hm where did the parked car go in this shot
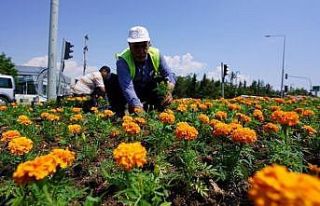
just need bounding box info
[0,74,15,105]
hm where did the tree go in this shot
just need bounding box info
[0,53,17,78]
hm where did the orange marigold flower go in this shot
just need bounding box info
[0,105,8,111]
[248,165,320,206]
[113,142,147,171]
[235,113,252,124]
[177,104,187,112]
[190,103,198,112]
[198,103,208,111]
[209,119,222,128]
[227,103,241,111]
[308,163,320,176]
[198,114,210,124]
[302,109,315,117]
[274,98,285,104]
[294,108,304,114]
[43,113,60,121]
[50,149,76,169]
[109,128,121,138]
[71,107,82,113]
[68,124,82,135]
[13,155,57,184]
[122,121,141,135]
[1,130,21,142]
[90,107,98,113]
[175,122,198,141]
[270,106,281,111]
[215,111,227,121]
[212,122,232,137]
[40,112,50,119]
[229,122,243,131]
[159,112,175,124]
[103,109,115,118]
[231,127,257,144]
[8,137,33,156]
[271,110,299,126]
[303,125,317,136]
[263,123,280,133]
[17,115,32,125]
[253,109,264,122]
[70,114,84,122]
[134,117,146,125]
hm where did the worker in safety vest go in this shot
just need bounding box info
[116,26,176,113]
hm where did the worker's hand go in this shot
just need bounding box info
[161,92,173,106]
[128,105,144,114]
[167,82,175,93]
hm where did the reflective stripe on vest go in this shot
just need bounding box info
[116,47,160,79]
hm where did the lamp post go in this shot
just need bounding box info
[265,34,286,97]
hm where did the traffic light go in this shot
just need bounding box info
[285,73,288,79]
[64,41,74,60]
[223,64,230,77]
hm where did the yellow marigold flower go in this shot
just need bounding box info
[1,130,21,142]
[235,113,252,124]
[109,128,121,138]
[198,114,210,124]
[303,125,317,136]
[122,115,134,122]
[68,124,82,135]
[215,111,227,121]
[255,104,262,110]
[50,149,76,169]
[0,105,8,111]
[11,102,17,107]
[46,114,60,121]
[40,112,50,119]
[302,109,315,117]
[198,103,208,111]
[8,137,33,156]
[212,122,233,137]
[159,112,175,124]
[229,122,243,130]
[204,101,213,108]
[56,108,64,113]
[90,107,98,113]
[177,104,187,112]
[231,127,257,144]
[103,109,115,118]
[70,114,84,122]
[17,115,32,125]
[248,165,320,206]
[122,121,141,135]
[72,107,82,113]
[253,109,264,122]
[113,142,147,171]
[133,107,144,114]
[13,155,57,184]
[209,119,222,128]
[190,103,198,112]
[175,122,198,141]
[263,123,280,133]
[270,106,281,111]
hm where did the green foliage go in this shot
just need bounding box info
[0,53,17,78]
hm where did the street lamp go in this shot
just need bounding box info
[265,34,286,97]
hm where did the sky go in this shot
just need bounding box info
[1,0,320,91]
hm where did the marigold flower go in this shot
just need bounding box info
[122,115,134,122]
[294,108,304,114]
[274,98,285,104]
[190,103,198,112]
[103,109,115,118]
[177,104,187,112]
[122,121,141,135]
[263,123,280,133]
[13,155,57,184]
[41,113,60,121]
[198,114,210,124]
[17,115,32,125]
[175,122,198,141]
[134,117,146,125]
[209,119,222,128]
[302,109,315,117]
[303,125,317,136]
[229,122,243,130]
[1,130,21,142]
[70,114,84,122]
[308,163,320,176]
[109,128,121,138]
[253,109,264,122]
[68,124,82,135]
[198,103,208,111]
[235,113,252,124]
[248,165,320,206]
[8,137,33,155]
[271,110,299,126]
[159,112,175,124]
[71,107,82,113]
[227,103,241,111]
[215,111,227,121]
[212,123,233,137]
[50,149,75,169]
[0,105,8,111]
[90,107,98,113]
[270,106,281,111]
[231,127,257,144]
[113,142,147,170]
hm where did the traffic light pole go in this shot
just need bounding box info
[57,39,66,96]
[47,0,59,100]
[221,62,225,98]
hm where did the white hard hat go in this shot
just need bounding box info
[127,26,150,43]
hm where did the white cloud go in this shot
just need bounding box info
[23,55,97,79]
[164,53,206,76]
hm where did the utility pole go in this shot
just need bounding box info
[221,62,224,98]
[47,0,59,100]
[83,35,89,75]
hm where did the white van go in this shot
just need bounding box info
[0,74,15,105]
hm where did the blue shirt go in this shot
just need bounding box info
[116,53,176,107]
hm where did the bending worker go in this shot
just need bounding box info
[116,26,176,113]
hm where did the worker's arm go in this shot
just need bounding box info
[159,55,176,105]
